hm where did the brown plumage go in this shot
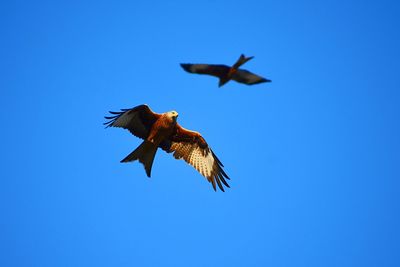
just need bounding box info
[180,54,271,87]
[104,104,230,191]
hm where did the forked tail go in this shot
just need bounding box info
[121,140,158,177]
[232,54,254,69]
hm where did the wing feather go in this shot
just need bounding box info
[168,125,230,191]
[180,63,230,78]
[103,104,161,140]
[232,69,271,85]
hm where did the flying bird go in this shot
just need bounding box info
[104,104,230,191]
[180,54,271,87]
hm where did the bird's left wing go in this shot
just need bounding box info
[168,125,230,191]
[232,69,271,85]
[104,104,161,140]
[180,63,230,78]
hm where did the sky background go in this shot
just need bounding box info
[1,1,400,266]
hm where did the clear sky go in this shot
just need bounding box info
[1,1,400,266]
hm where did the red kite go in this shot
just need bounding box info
[104,104,230,191]
[180,54,271,87]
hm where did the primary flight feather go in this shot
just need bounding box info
[104,104,230,192]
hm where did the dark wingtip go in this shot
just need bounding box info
[218,173,230,188]
[208,148,231,191]
[180,63,191,72]
[253,78,271,85]
[215,176,225,192]
[211,181,217,191]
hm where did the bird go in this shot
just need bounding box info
[104,104,230,191]
[180,54,271,87]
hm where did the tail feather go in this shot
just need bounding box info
[121,140,158,177]
[233,54,254,69]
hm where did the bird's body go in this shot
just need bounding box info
[104,105,230,191]
[147,111,177,145]
[181,54,271,87]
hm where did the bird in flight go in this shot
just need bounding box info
[104,104,230,191]
[180,54,271,87]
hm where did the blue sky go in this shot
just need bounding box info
[1,1,400,266]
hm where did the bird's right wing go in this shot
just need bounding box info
[168,125,230,192]
[232,69,271,85]
[180,63,230,78]
[104,104,161,140]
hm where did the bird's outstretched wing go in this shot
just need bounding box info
[104,104,161,140]
[180,63,230,79]
[231,69,271,85]
[168,125,230,192]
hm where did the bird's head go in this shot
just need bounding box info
[167,110,179,122]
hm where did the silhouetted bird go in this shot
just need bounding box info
[181,54,271,87]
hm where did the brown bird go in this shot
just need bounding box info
[180,54,271,87]
[104,104,230,191]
